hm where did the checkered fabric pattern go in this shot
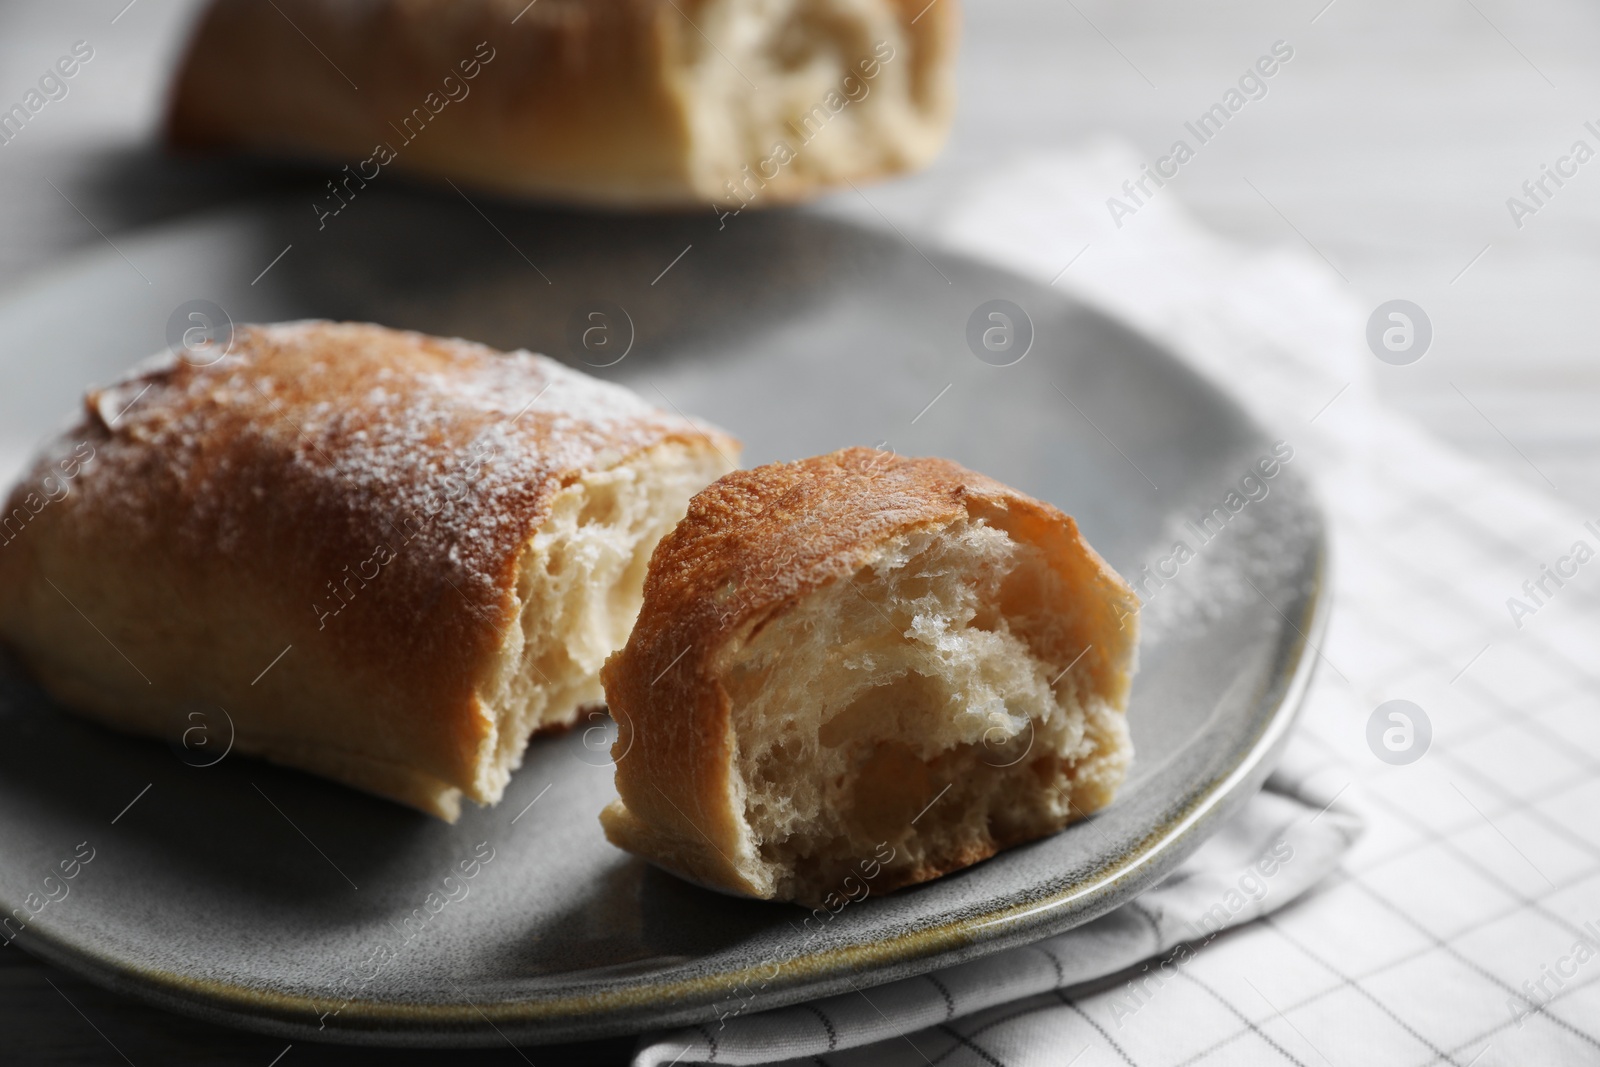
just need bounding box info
[634,751,1360,1067]
[633,146,1600,1066]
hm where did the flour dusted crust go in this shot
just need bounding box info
[600,448,1139,905]
[164,0,958,208]
[0,321,736,820]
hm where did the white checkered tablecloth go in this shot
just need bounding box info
[633,147,1600,1066]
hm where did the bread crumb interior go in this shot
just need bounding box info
[678,0,947,201]
[724,518,1130,901]
[478,443,729,801]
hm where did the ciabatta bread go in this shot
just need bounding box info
[599,447,1138,905]
[0,321,737,820]
[165,0,959,208]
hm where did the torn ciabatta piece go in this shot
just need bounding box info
[0,321,736,821]
[600,447,1138,905]
[165,0,959,209]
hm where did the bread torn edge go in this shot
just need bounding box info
[383,440,731,820]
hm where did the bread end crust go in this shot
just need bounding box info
[601,447,1138,904]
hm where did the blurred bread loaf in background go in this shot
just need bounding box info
[165,0,959,208]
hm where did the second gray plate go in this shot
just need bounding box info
[0,190,1324,1046]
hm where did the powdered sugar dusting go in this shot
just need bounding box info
[34,321,731,662]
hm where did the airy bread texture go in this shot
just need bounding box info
[478,445,729,799]
[0,321,737,820]
[165,0,959,208]
[600,448,1138,905]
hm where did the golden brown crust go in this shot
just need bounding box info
[600,447,1139,898]
[0,321,735,818]
[164,0,959,207]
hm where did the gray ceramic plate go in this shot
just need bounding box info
[0,191,1325,1047]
